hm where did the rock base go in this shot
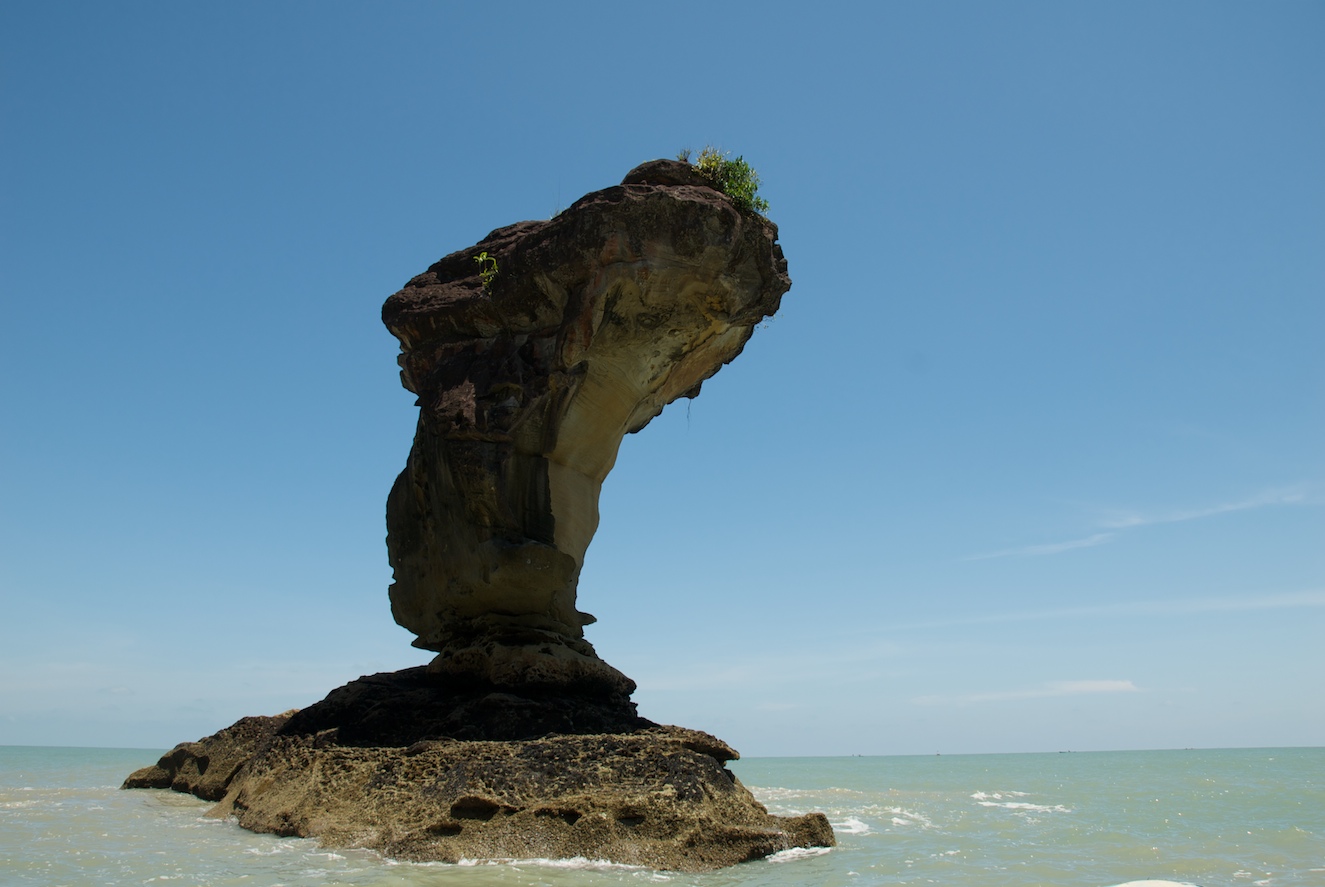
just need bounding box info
[124,670,834,872]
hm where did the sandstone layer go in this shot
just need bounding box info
[381,158,789,695]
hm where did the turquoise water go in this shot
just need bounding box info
[2,745,1321,887]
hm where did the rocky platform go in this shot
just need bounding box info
[124,670,834,871]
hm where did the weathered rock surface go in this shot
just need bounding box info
[123,161,831,870]
[382,158,789,691]
[123,672,833,871]
[122,712,294,801]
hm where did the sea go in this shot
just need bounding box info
[1,745,1321,887]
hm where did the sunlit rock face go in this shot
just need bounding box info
[381,159,789,697]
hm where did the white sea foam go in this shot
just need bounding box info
[457,855,647,871]
[766,846,833,863]
[749,785,867,801]
[977,800,1071,813]
[243,841,301,856]
[971,790,1030,800]
[882,806,934,828]
[833,816,871,835]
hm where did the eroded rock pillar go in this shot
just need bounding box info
[381,160,790,698]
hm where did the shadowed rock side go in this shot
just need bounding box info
[274,666,657,745]
[381,159,789,696]
[123,162,833,870]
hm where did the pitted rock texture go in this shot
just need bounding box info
[382,159,789,692]
[121,712,294,801]
[123,695,833,872]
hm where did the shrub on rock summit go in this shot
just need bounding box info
[678,146,770,215]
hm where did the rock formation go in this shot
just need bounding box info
[124,160,833,871]
[381,158,789,699]
[124,709,833,870]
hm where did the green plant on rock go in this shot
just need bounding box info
[474,250,499,291]
[678,145,770,215]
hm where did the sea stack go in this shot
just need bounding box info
[124,160,834,871]
[382,158,787,701]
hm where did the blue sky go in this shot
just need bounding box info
[1,1,1321,756]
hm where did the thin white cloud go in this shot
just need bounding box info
[624,589,1325,697]
[1137,589,1325,615]
[1099,487,1307,530]
[964,532,1114,561]
[915,679,1139,706]
[966,485,1310,560]
[630,639,907,693]
[882,589,1325,633]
